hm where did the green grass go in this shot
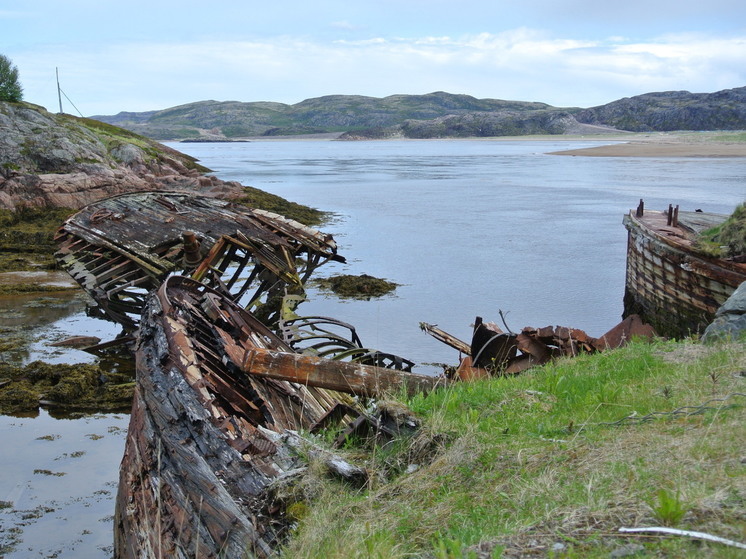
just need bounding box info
[711,131,746,143]
[280,339,746,558]
[695,203,746,259]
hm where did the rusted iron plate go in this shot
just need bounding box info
[454,356,490,381]
[470,318,518,369]
[593,314,657,350]
[426,313,659,379]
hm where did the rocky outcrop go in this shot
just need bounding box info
[575,87,746,132]
[0,102,243,210]
[701,281,746,343]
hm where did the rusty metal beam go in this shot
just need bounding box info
[238,346,445,398]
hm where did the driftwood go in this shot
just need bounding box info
[278,429,368,485]
[619,527,746,550]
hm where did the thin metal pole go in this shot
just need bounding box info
[56,67,63,113]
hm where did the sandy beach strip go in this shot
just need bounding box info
[550,141,746,158]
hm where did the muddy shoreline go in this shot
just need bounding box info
[550,141,746,157]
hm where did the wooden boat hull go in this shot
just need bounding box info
[114,277,348,558]
[622,209,746,338]
[114,277,440,558]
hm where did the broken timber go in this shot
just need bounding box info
[238,347,441,397]
[114,276,441,559]
[55,191,344,329]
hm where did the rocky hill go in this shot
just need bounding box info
[575,87,746,132]
[0,101,243,210]
[91,87,746,141]
[91,91,572,140]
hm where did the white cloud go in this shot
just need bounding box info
[11,28,746,115]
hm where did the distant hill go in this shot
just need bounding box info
[90,87,746,141]
[575,88,746,132]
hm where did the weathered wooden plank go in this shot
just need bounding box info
[237,346,444,398]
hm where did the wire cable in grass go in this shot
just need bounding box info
[599,392,746,427]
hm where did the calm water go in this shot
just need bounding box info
[171,139,746,370]
[1,139,744,557]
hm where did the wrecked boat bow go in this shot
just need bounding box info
[114,276,441,558]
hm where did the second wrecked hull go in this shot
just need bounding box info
[623,207,746,338]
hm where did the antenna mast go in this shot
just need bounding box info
[56,67,63,113]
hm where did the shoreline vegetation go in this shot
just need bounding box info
[277,338,746,558]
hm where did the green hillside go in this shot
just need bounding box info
[91,87,746,141]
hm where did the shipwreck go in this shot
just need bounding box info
[55,191,345,329]
[114,276,441,558]
[622,200,746,338]
[53,191,659,558]
[54,192,437,558]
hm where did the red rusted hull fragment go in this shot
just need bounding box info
[426,314,658,379]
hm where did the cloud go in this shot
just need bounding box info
[12,29,746,115]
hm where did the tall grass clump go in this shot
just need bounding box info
[280,339,746,558]
[695,202,746,259]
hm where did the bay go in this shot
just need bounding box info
[0,138,743,557]
[170,139,746,371]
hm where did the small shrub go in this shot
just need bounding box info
[0,54,23,102]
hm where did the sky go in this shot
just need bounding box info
[3,0,746,116]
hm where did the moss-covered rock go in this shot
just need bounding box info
[0,360,134,414]
[314,273,398,298]
[233,186,328,227]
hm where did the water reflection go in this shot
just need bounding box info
[0,290,123,366]
[0,410,129,559]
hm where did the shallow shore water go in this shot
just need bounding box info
[0,410,129,558]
